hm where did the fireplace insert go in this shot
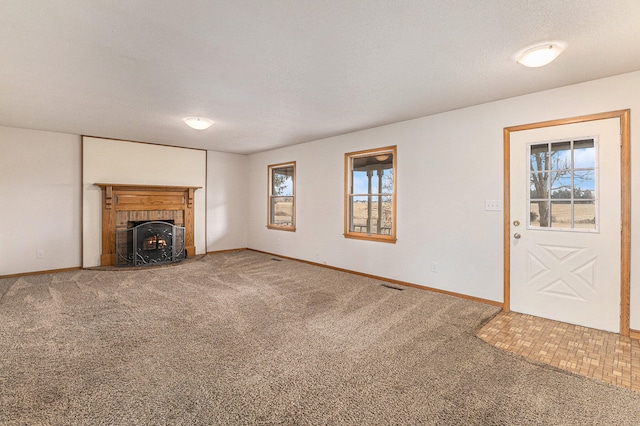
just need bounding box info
[116,221,186,267]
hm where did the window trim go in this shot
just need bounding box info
[267,161,296,232]
[344,146,397,243]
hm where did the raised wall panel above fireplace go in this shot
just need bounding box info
[96,184,201,267]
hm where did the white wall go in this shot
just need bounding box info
[82,137,207,267]
[206,151,248,251]
[0,127,81,275]
[247,70,640,329]
[1,132,245,274]
[3,71,640,330]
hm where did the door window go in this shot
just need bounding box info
[528,138,597,231]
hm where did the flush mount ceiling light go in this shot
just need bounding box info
[514,41,567,68]
[183,117,214,130]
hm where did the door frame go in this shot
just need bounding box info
[503,109,631,336]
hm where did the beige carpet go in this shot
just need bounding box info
[1,250,638,425]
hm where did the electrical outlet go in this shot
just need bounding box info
[431,262,438,272]
[36,250,45,259]
[485,200,502,211]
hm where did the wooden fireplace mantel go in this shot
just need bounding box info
[96,183,201,266]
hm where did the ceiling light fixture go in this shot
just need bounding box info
[183,117,214,130]
[514,41,567,68]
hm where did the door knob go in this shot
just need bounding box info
[514,233,521,239]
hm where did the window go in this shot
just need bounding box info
[268,162,296,231]
[344,146,396,243]
[528,138,597,231]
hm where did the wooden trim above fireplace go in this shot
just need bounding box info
[96,184,201,266]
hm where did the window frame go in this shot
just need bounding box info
[527,138,599,233]
[267,161,296,232]
[344,146,397,243]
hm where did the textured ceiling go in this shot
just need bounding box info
[2,1,640,154]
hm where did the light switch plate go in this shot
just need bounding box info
[485,200,502,211]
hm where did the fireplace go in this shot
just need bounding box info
[96,184,201,267]
[116,220,186,266]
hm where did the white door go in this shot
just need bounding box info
[509,118,621,332]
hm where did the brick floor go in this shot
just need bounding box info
[477,311,640,392]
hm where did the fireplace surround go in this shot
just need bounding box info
[96,184,201,266]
